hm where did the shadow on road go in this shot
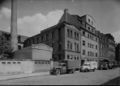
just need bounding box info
[101,76,120,85]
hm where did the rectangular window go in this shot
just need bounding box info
[82,50,86,55]
[67,41,69,49]
[74,32,76,39]
[70,30,73,38]
[88,51,89,56]
[74,42,76,51]
[96,53,98,57]
[7,62,11,64]
[13,62,16,64]
[70,42,72,50]
[83,31,85,36]
[82,40,85,46]
[96,45,97,49]
[77,33,79,40]
[67,55,70,59]
[17,62,21,64]
[67,29,69,37]
[2,62,6,64]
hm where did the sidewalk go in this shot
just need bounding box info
[0,72,49,81]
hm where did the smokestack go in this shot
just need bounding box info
[10,0,18,52]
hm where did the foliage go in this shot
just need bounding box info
[0,34,14,59]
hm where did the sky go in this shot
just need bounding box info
[0,0,120,43]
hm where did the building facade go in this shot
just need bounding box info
[115,43,120,64]
[80,15,99,62]
[0,30,28,50]
[24,9,116,64]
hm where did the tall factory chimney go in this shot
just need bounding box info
[10,0,18,52]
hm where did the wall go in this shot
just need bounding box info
[32,44,53,60]
[33,60,51,72]
[0,60,34,74]
[14,47,32,60]
[0,60,51,74]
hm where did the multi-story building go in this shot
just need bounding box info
[24,9,115,64]
[98,32,108,60]
[24,9,81,62]
[0,30,28,50]
[98,32,116,63]
[115,43,120,64]
[80,15,99,62]
[105,34,116,61]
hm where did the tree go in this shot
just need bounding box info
[0,34,14,59]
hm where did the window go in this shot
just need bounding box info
[58,44,62,51]
[96,45,97,49]
[67,55,70,59]
[67,41,70,49]
[74,32,76,39]
[96,53,98,57]
[18,45,21,50]
[70,30,73,38]
[88,27,90,31]
[7,62,11,64]
[17,62,21,64]
[18,36,21,42]
[88,33,90,38]
[88,51,89,56]
[13,62,16,64]
[74,42,76,51]
[96,38,98,42]
[88,19,90,23]
[77,44,79,52]
[82,50,86,55]
[88,43,89,47]
[70,42,72,50]
[67,29,69,37]
[2,62,6,64]
[82,40,85,46]
[83,31,85,36]
[77,33,79,40]
[35,61,38,64]
[74,56,76,60]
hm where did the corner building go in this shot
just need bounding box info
[24,9,100,64]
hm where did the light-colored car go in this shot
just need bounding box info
[80,61,98,72]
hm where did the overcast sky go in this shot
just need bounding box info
[0,0,120,43]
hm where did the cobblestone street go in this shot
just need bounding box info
[0,68,119,85]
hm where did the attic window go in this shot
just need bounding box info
[88,19,90,23]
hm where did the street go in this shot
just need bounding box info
[0,68,119,85]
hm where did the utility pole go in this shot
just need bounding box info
[10,0,18,52]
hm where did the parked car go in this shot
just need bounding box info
[80,61,98,72]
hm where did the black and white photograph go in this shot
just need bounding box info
[0,0,120,85]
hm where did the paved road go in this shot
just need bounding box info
[102,76,120,85]
[0,68,119,85]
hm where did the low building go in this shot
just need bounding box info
[0,43,53,74]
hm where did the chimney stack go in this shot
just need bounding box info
[64,8,68,22]
[10,0,18,52]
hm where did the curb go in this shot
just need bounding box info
[0,72,49,81]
